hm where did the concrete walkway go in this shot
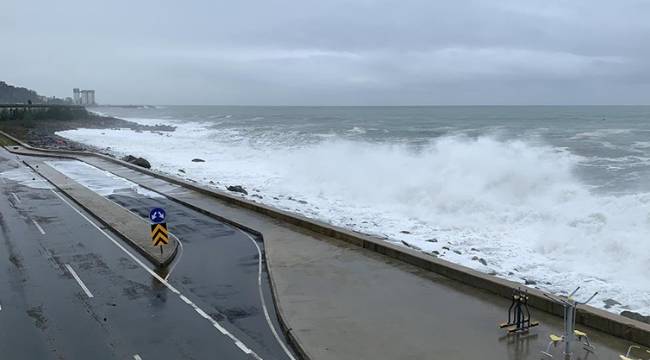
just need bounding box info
[6,146,642,359]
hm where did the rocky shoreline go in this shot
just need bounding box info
[0,110,174,152]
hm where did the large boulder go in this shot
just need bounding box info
[122,155,137,163]
[121,155,151,169]
[227,185,248,195]
[621,311,650,324]
[132,157,151,169]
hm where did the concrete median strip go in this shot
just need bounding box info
[21,159,178,267]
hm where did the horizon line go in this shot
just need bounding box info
[93,104,650,107]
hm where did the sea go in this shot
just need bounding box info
[58,105,650,315]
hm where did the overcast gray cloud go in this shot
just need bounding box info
[1,0,649,105]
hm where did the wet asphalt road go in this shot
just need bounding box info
[0,149,294,359]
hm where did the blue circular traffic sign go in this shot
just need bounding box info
[149,208,166,223]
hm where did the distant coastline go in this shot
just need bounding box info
[0,105,174,152]
[93,104,155,109]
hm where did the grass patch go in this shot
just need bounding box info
[0,133,17,146]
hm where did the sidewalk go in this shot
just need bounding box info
[7,145,642,359]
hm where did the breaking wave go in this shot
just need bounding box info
[57,122,650,315]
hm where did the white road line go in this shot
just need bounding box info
[164,233,183,281]
[239,229,297,360]
[51,190,262,358]
[235,341,252,354]
[133,355,142,360]
[30,218,46,235]
[11,192,21,203]
[70,164,294,358]
[65,263,94,298]
[213,322,228,335]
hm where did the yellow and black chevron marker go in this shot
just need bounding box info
[151,223,169,247]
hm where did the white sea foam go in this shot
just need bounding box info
[0,167,53,189]
[347,126,367,134]
[571,129,633,140]
[46,160,163,198]
[88,109,108,117]
[633,141,650,149]
[56,123,650,315]
[120,117,178,127]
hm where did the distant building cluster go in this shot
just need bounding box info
[72,88,96,106]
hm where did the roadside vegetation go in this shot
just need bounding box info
[0,133,17,146]
[0,105,174,151]
[0,106,90,124]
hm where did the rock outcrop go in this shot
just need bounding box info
[227,185,248,195]
[621,311,650,324]
[121,155,151,169]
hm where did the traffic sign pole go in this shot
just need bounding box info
[150,208,167,224]
[149,208,169,261]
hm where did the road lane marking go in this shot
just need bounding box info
[235,341,252,354]
[73,165,295,358]
[133,355,142,360]
[65,264,94,298]
[74,163,294,358]
[239,229,297,360]
[11,192,21,203]
[51,190,263,358]
[30,218,46,235]
[194,306,210,320]
[213,322,228,335]
[164,233,183,281]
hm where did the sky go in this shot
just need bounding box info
[1,0,649,105]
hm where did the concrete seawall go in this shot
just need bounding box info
[1,129,649,348]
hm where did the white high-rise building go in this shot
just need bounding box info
[73,88,96,105]
[81,90,88,105]
[73,88,80,104]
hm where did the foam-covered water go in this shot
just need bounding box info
[60,106,650,315]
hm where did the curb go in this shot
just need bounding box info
[2,129,649,349]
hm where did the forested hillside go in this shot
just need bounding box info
[0,81,42,104]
